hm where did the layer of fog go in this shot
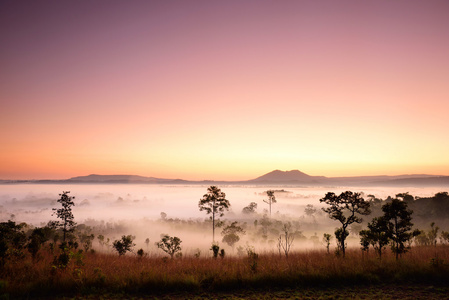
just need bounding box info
[0,184,446,256]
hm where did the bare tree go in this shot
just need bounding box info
[278,222,294,258]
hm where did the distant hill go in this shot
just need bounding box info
[66,174,179,184]
[248,170,327,184]
[1,170,448,187]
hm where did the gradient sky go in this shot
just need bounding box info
[1,0,449,180]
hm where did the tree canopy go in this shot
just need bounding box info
[51,191,76,242]
[320,191,371,257]
[198,186,230,241]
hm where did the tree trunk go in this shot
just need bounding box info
[212,199,215,242]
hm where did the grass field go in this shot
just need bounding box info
[1,245,449,299]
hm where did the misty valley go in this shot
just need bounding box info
[2,184,449,253]
[1,184,449,298]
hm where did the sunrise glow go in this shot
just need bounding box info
[1,0,449,180]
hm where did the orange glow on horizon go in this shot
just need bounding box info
[1,1,449,180]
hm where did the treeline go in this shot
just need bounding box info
[2,190,449,261]
[2,189,449,298]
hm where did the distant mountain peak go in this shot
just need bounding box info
[250,169,315,182]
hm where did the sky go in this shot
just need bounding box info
[1,0,449,181]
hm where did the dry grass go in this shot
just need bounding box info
[1,246,449,298]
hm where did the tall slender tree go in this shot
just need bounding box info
[52,191,76,243]
[263,190,276,217]
[199,186,230,242]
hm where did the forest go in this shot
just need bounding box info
[1,188,449,298]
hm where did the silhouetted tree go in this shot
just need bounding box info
[382,199,418,260]
[263,190,276,217]
[278,222,294,258]
[242,202,258,214]
[80,233,95,252]
[428,222,439,247]
[156,234,182,259]
[304,204,317,217]
[113,235,135,256]
[211,243,220,259]
[359,216,390,259]
[221,221,245,249]
[199,186,230,242]
[0,221,27,265]
[137,248,144,258]
[320,191,371,257]
[396,192,414,203]
[52,191,76,242]
[323,233,332,254]
[27,226,52,260]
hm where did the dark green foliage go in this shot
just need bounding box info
[320,191,371,257]
[53,250,71,270]
[27,226,52,260]
[430,192,449,219]
[246,246,258,273]
[335,227,349,255]
[52,191,76,242]
[382,199,419,260]
[137,248,144,258]
[211,243,220,259]
[156,234,182,258]
[199,186,230,242]
[359,217,390,259]
[396,192,414,203]
[0,221,27,265]
[79,233,95,252]
[113,235,135,256]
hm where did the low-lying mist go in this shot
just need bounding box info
[0,184,446,256]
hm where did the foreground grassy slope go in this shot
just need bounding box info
[1,246,449,298]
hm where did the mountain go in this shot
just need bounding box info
[66,174,179,184]
[1,170,448,187]
[249,170,327,184]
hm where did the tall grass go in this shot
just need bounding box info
[1,246,449,298]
